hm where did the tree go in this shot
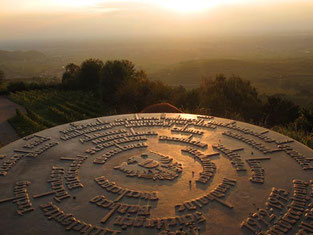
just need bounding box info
[294,105,313,133]
[78,59,104,91]
[100,60,139,103]
[199,74,262,122]
[0,70,4,85]
[115,78,170,113]
[184,88,201,112]
[169,85,187,109]
[7,81,26,92]
[62,63,80,88]
[263,95,300,127]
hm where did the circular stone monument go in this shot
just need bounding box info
[0,113,312,235]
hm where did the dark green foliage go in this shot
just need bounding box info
[184,89,201,112]
[0,71,7,95]
[26,108,56,128]
[273,125,313,149]
[64,102,99,118]
[8,109,46,137]
[6,81,58,93]
[9,89,105,137]
[263,95,300,127]
[0,70,4,83]
[61,59,104,91]
[61,59,143,104]
[48,107,73,123]
[7,82,26,92]
[11,58,312,149]
[59,59,308,130]
[199,74,262,122]
[100,60,138,102]
[168,86,188,109]
[115,78,171,113]
[273,103,313,149]
[294,105,313,133]
[78,59,103,91]
[62,63,80,88]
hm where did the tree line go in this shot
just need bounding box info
[62,59,312,127]
[1,59,312,148]
[0,70,4,83]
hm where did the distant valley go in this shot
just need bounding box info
[149,58,313,105]
[1,35,313,105]
[0,50,64,80]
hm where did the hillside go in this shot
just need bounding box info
[149,58,313,105]
[0,50,47,61]
[0,50,64,80]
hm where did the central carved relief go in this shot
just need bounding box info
[114,151,183,181]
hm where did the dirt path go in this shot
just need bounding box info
[0,96,26,146]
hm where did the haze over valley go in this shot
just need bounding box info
[1,33,313,105]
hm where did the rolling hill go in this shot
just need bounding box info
[149,58,313,105]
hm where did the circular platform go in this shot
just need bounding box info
[0,113,312,235]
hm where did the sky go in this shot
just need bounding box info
[1,0,313,41]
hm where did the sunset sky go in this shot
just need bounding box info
[1,0,252,13]
[1,0,313,41]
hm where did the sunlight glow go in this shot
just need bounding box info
[53,0,104,8]
[1,0,252,14]
[158,0,253,13]
[158,0,216,13]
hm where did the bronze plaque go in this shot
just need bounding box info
[0,113,312,234]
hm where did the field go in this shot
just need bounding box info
[9,89,108,137]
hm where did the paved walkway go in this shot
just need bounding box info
[0,96,25,146]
